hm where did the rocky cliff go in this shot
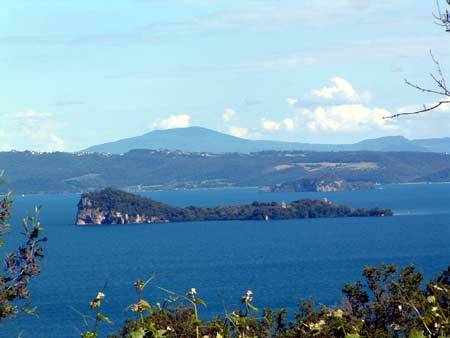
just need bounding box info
[76,193,170,224]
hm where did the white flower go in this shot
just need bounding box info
[333,309,344,318]
[391,323,400,331]
[187,288,197,298]
[398,305,402,311]
[432,284,444,291]
[242,289,253,302]
[97,291,105,300]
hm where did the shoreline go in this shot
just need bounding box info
[5,181,450,198]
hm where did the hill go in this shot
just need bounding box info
[2,149,450,194]
[76,188,392,224]
[83,127,450,154]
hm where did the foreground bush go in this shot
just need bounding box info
[0,174,46,321]
[78,264,449,338]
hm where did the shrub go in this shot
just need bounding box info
[0,173,46,321]
[95,264,449,338]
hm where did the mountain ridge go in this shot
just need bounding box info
[83,127,450,154]
[3,149,450,194]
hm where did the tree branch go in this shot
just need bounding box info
[384,101,450,119]
[405,79,448,97]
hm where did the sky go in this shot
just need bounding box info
[1,0,450,152]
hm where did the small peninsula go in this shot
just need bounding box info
[76,188,393,225]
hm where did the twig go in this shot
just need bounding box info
[384,101,450,119]
[404,79,447,97]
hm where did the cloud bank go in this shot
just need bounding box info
[155,114,191,129]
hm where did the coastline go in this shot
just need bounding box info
[7,181,450,197]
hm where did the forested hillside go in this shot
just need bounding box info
[2,149,450,193]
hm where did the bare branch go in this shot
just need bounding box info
[404,79,448,97]
[434,0,450,31]
[384,101,450,119]
[430,50,448,92]
[393,49,449,119]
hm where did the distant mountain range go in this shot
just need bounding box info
[83,127,450,154]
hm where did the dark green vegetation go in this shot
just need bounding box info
[3,149,450,194]
[76,188,392,225]
[79,264,450,338]
[83,127,450,154]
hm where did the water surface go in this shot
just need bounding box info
[3,184,450,337]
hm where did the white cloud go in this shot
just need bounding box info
[0,144,12,151]
[308,77,370,104]
[261,118,295,131]
[5,110,66,152]
[283,118,295,131]
[15,110,52,119]
[261,119,280,131]
[228,126,249,138]
[287,98,298,106]
[296,104,397,133]
[222,108,237,122]
[113,55,315,79]
[22,119,65,152]
[48,135,65,152]
[155,114,191,129]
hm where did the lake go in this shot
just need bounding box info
[2,184,450,337]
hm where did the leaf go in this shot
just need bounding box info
[195,298,206,307]
[138,299,153,312]
[156,329,167,338]
[409,332,426,338]
[22,304,39,318]
[128,328,146,338]
[97,312,112,324]
[247,302,259,312]
[81,332,98,338]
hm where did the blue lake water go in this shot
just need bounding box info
[2,184,450,337]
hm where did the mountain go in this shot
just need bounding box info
[83,127,450,154]
[412,137,450,153]
[83,127,322,154]
[3,149,450,194]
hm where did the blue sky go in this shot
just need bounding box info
[1,0,449,151]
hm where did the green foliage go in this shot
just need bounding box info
[4,150,450,194]
[78,188,392,224]
[106,264,449,338]
[0,174,46,322]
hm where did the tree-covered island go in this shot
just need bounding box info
[76,188,393,225]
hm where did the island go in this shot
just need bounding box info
[260,179,378,193]
[76,188,393,225]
